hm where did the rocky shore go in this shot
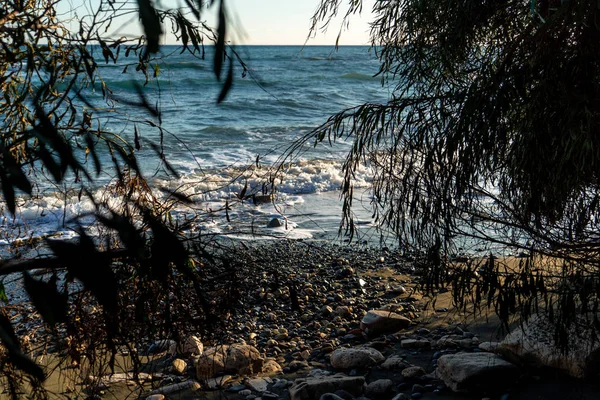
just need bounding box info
[8,241,600,399]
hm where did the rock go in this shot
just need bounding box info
[478,342,500,353]
[205,375,233,390]
[381,355,408,370]
[196,344,264,379]
[178,335,204,355]
[391,394,410,400]
[144,380,201,396]
[267,218,282,228]
[401,366,426,379]
[498,313,600,378]
[262,358,283,375]
[319,394,346,400]
[361,310,411,337]
[289,374,365,400]
[145,395,165,400]
[401,339,431,349]
[246,377,272,393]
[437,352,519,392]
[147,340,177,355]
[330,347,385,369]
[365,379,394,397]
[308,369,333,377]
[172,358,187,375]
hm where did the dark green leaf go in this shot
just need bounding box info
[0,282,8,303]
[23,273,68,327]
[0,313,45,382]
[217,57,233,103]
[213,0,226,80]
[137,0,163,57]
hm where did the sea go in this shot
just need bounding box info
[1,45,396,252]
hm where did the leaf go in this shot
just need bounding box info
[0,282,8,303]
[134,125,141,150]
[217,57,233,103]
[137,0,163,58]
[0,313,45,382]
[213,0,226,80]
[23,273,68,327]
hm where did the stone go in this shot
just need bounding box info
[381,355,408,370]
[478,342,500,353]
[330,347,385,369]
[401,339,431,349]
[246,377,272,393]
[147,340,177,355]
[319,394,346,400]
[401,366,426,379]
[145,395,164,400]
[391,395,410,400]
[267,218,282,228]
[498,313,600,378]
[437,352,519,392]
[308,369,333,377]
[289,374,365,400]
[361,310,411,337]
[205,375,233,390]
[365,379,394,397]
[172,358,187,375]
[145,380,201,396]
[196,344,264,379]
[262,358,283,375]
[178,335,204,355]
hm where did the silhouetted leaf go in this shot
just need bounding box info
[213,0,226,80]
[0,282,8,303]
[0,313,45,382]
[23,272,68,327]
[137,0,163,58]
[217,57,233,103]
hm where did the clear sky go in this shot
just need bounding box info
[217,0,375,45]
[56,0,374,46]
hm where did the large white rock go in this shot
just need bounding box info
[289,374,365,400]
[330,347,385,369]
[361,310,412,337]
[437,352,519,392]
[498,313,600,378]
[195,344,264,379]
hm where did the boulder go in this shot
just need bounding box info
[365,379,394,397]
[361,310,411,337]
[401,339,431,349]
[437,352,519,392]
[381,355,409,370]
[289,374,365,400]
[246,377,272,392]
[498,313,600,378]
[262,358,283,375]
[330,347,385,369]
[401,366,426,379]
[195,344,264,379]
[172,358,187,375]
[178,335,204,355]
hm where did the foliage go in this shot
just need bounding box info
[0,0,244,392]
[293,0,600,348]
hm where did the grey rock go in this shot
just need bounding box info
[361,310,411,337]
[478,342,500,353]
[381,355,408,370]
[147,340,177,355]
[319,394,346,400]
[401,339,431,349]
[365,379,394,397]
[330,347,385,369]
[267,218,282,228]
[289,374,365,400]
[437,352,519,392]
[391,395,410,400]
[246,377,272,393]
[498,313,600,378]
[401,366,426,379]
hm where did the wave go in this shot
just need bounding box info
[341,72,378,81]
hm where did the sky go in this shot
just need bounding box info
[214,0,375,45]
[56,0,375,46]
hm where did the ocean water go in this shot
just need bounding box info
[1,46,394,249]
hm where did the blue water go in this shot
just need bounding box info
[2,46,393,247]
